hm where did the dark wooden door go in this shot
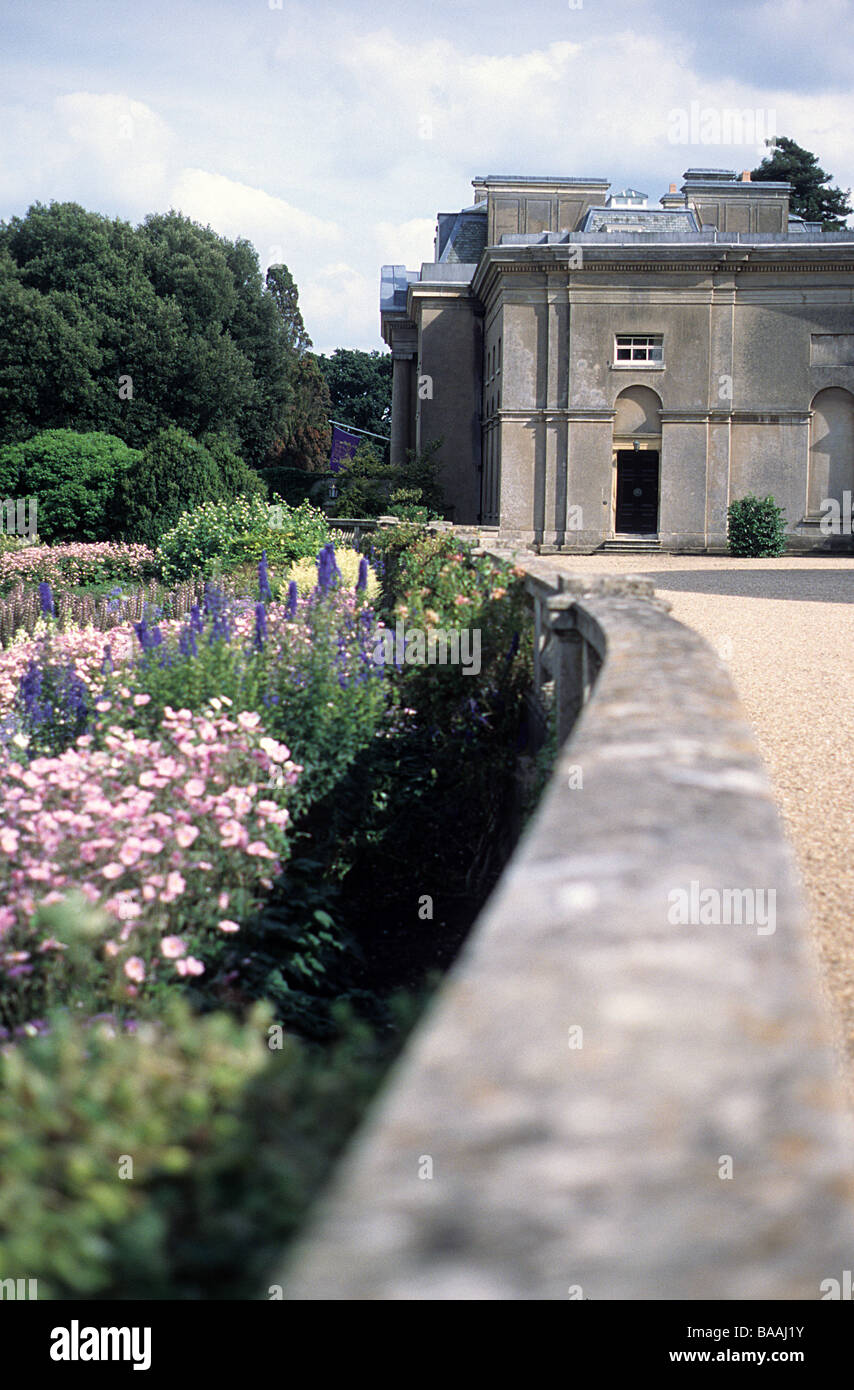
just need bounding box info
[615,450,659,533]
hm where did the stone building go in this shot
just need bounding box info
[380,171,854,551]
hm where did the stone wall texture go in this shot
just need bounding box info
[280,570,854,1300]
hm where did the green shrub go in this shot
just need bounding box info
[0,989,414,1298]
[155,495,330,583]
[203,433,268,501]
[116,427,226,547]
[727,494,787,557]
[0,431,141,543]
[334,440,444,519]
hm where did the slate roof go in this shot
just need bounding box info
[438,207,487,264]
[580,207,700,233]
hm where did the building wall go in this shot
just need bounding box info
[414,292,483,523]
[484,258,854,550]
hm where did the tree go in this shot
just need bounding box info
[267,353,332,472]
[265,264,312,356]
[317,349,392,448]
[116,427,227,547]
[0,430,140,542]
[0,203,329,469]
[751,137,852,229]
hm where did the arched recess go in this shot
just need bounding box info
[612,386,662,534]
[808,387,854,518]
[613,384,662,439]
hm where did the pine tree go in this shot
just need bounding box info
[751,137,852,230]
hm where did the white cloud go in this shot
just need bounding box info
[54,92,173,207]
[169,168,342,268]
[300,261,380,356]
[374,218,436,269]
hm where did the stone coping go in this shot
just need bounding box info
[279,566,854,1300]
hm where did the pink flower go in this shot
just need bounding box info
[246,841,276,859]
[218,919,240,933]
[0,829,19,854]
[160,936,186,959]
[237,711,261,730]
[140,837,163,854]
[175,956,205,977]
[219,819,247,848]
[259,738,289,763]
[133,693,151,706]
[174,824,199,848]
[101,862,124,880]
[124,956,146,982]
[184,779,206,799]
[217,891,229,910]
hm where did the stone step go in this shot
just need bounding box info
[600,538,662,553]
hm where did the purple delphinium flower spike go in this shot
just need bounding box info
[38,581,55,617]
[258,550,273,603]
[356,556,368,591]
[316,543,341,592]
[254,601,267,651]
[286,580,298,618]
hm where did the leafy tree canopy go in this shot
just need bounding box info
[318,348,391,449]
[751,137,853,229]
[0,202,328,468]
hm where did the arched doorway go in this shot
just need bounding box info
[612,386,662,534]
[808,388,854,521]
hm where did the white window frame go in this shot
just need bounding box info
[613,334,664,367]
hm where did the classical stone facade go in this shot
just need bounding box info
[381,172,854,552]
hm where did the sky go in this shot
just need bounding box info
[1,0,853,355]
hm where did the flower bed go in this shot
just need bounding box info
[0,526,534,1299]
[0,542,158,595]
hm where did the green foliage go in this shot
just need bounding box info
[0,430,140,542]
[727,494,787,557]
[155,495,331,583]
[0,204,329,467]
[387,487,440,522]
[318,348,392,447]
[751,136,853,229]
[202,433,267,501]
[334,439,444,518]
[116,427,230,548]
[0,989,414,1298]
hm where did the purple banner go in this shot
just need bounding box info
[329,424,361,473]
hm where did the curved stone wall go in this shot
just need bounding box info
[280,566,854,1300]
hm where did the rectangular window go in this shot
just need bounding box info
[615,334,663,364]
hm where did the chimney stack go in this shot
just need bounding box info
[741,170,751,181]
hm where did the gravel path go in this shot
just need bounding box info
[546,552,854,1094]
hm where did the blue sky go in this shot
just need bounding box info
[1,0,852,353]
